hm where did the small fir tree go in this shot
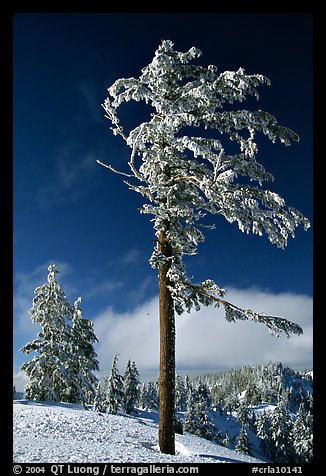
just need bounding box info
[123,359,140,414]
[270,397,294,462]
[235,423,250,455]
[105,355,124,414]
[292,402,313,463]
[256,411,275,461]
[175,373,187,411]
[93,381,106,413]
[70,297,99,404]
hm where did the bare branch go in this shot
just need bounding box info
[96,160,134,178]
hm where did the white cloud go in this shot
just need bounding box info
[13,370,28,393]
[93,287,313,376]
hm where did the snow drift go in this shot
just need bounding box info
[13,401,264,464]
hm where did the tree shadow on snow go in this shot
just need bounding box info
[197,453,252,463]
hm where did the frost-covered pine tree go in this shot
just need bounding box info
[270,397,294,462]
[98,40,310,454]
[175,373,187,411]
[93,381,106,413]
[256,410,275,461]
[20,264,73,402]
[183,388,200,435]
[123,359,140,414]
[235,423,250,455]
[105,354,124,415]
[291,402,313,463]
[69,297,99,404]
[222,431,230,449]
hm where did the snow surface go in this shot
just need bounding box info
[13,401,264,464]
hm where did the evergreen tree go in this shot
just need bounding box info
[62,297,99,405]
[175,374,187,411]
[98,39,309,454]
[292,402,313,463]
[237,401,250,426]
[20,264,73,402]
[197,382,212,410]
[184,387,212,440]
[195,398,212,440]
[270,398,294,462]
[93,381,106,413]
[105,355,125,415]
[138,383,148,410]
[235,423,250,455]
[222,431,230,449]
[184,388,200,435]
[123,359,140,414]
[13,385,17,400]
[256,411,275,461]
[147,381,159,410]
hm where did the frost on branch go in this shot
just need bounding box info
[98,40,310,338]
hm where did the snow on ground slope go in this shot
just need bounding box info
[13,401,264,464]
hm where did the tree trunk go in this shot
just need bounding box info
[158,231,175,455]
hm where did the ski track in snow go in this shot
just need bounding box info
[13,401,264,464]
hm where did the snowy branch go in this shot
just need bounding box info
[182,282,303,338]
[99,39,310,337]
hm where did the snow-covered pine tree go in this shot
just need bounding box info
[256,410,275,461]
[20,264,73,402]
[13,385,17,400]
[69,297,99,404]
[237,401,250,426]
[147,381,159,410]
[222,431,230,449]
[235,423,250,455]
[93,381,106,413]
[183,388,200,435]
[270,397,294,463]
[105,355,124,415]
[123,359,140,414]
[175,373,187,411]
[291,402,313,463]
[138,382,148,410]
[98,40,310,454]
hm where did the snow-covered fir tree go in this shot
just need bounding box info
[270,397,294,463]
[222,431,230,449]
[67,297,99,404]
[256,411,274,461]
[105,355,124,415]
[175,374,187,411]
[183,388,199,435]
[20,265,99,405]
[13,386,17,400]
[291,402,313,463]
[237,401,250,426]
[123,359,140,414]
[93,381,106,413]
[20,265,74,402]
[183,387,213,440]
[235,423,250,455]
[98,39,310,454]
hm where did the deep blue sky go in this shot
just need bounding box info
[13,13,313,382]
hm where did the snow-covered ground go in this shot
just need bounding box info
[13,400,264,464]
